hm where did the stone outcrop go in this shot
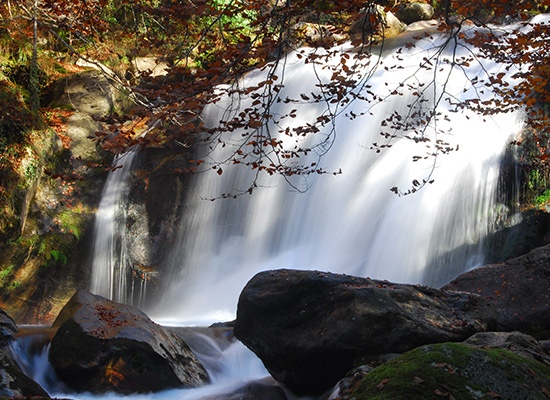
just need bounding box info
[234,269,497,395]
[49,291,209,394]
[442,244,550,335]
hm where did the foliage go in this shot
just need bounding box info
[1,0,550,198]
[0,80,40,145]
[49,249,67,266]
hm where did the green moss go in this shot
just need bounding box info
[58,208,85,239]
[351,343,550,400]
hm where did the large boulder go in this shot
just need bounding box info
[49,291,209,394]
[442,244,550,335]
[234,269,497,395]
[0,309,50,398]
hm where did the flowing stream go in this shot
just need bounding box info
[32,22,527,400]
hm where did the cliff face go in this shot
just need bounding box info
[0,70,121,324]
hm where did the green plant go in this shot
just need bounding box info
[534,189,550,206]
[49,249,67,265]
[20,147,40,184]
[0,265,14,280]
[58,209,83,239]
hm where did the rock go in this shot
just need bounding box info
[0,309,49,398]
[485,209,550,264]
[49,291,209,394]
[394,2,434,25]
[130,57,169,79]
[349,5,406,44]
[320,365,374,400]
[202,378,287,400]
[442,244,550,335]
[348,342,550,400]
[0,348,51,399]
[234,269,497,395]
[0,309,17,347]
[464,331,550,366]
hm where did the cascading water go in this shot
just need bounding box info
[90,150,147,305]
[153,26,525,324]
[18,19,536,400]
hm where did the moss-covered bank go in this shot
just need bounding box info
[350,342,550,400]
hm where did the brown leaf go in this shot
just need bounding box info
[487,391,502,398]
[413,376,424,384]
[376,378,389,390]
[542,387,550,398]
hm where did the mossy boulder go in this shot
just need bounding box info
[348,342,550,400]
[49,291,209,394]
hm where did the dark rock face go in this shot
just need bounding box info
[0,308,49,398]
[0,309,17,346]
[49,291,209,394]
[234,269,497,395]
[442,244,550,335]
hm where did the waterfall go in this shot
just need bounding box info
[90,150,146,305]
[152,28,524,324]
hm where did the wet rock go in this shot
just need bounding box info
[443,244,550,336]
[0,308,49,398]
[320,365,374,400]
[0,309,17,347]
[348,342,550,400]
[49,291,209,394]
[234,269,497,395]
[202,378,287,400]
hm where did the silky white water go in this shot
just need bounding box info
[153,31,524,324]
[13,327,281,400]
[90,150,144,305]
